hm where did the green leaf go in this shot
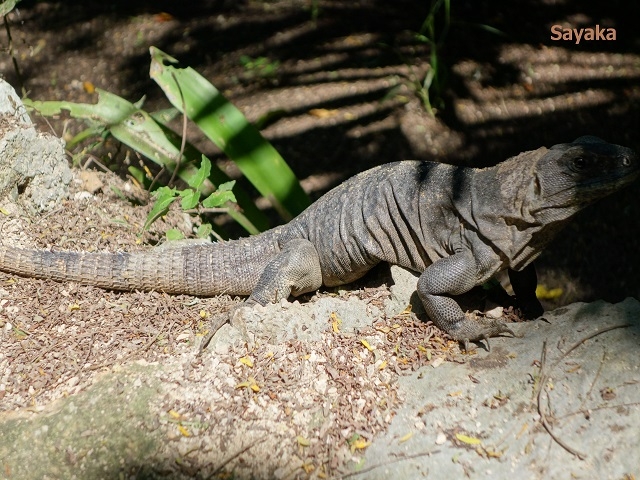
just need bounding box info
[165,229,185,241]
[149,47,310,220]
[0,0,21,17]
[196,223,213,239]
[144,186,178,231]
[110,186,127,201]
[202,190,236,208]
[25,91,266,236]
[217,180,235,192]
[127,166,149,188]
[24,91,208,187]
[179,189,200,210]
[188,155,212,190]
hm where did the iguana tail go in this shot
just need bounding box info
[0,232,280,296]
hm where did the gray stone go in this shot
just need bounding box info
[0,79,71,212]
[359,298,640,479]
[387,264,424,317]
[2,298,639,479]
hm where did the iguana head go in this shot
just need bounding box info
[537,136,639,209]
[474,136,638,269]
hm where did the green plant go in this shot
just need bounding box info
[414,0,450,116]
[145,156,236,241]
[0,0,19,15]
[239,55,280,81]
[150,47,308,220]
[405,0,506,116]
[307,0,320,23]
[411,1,504,116]
[24,47,311,240]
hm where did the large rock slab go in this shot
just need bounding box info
[1,297,638,479]
[359,298,640,479]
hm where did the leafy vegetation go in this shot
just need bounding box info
[413,0,450,116]
[239,55,280,81]
[145,157,237,241]
[24,47,310,239]
[411,0,502,116]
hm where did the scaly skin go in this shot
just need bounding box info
[0,136,638,348]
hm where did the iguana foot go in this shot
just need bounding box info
[448,314,516,352]
[229,302,257,347]
[197,302,257,355]
[197,312,230,355]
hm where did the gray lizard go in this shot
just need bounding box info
[0,136,637,348]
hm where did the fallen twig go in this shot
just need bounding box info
[204,434,268,479]
[340,449,435,478]
[535,323,631,459]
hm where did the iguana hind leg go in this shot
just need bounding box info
[417,252,514,350]
[200,239,323,351]
[227,238,323,337]
[246,238,324,305]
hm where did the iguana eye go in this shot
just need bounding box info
[572,157,586,169]
[621,155,631,167]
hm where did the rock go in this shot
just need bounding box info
[386,265,424,317]
[2,298,639,479]
[77,170,103,194]
[0,79,71,212]
[362,298,640,479]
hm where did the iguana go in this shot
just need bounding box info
[0,136,637,348]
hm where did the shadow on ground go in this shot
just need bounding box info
[3,0,639,302]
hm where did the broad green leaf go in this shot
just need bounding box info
[188,155,211,190]
[149,47,310,220]
[24,91,207,187]
[202,190,236,208]
[196,223,213,239]
[147,118,267,234]
[0,0,21,16]
[25,92,265,235]
[144,186,178,231]
[217,180,235,192]
[179,189,200,210]
[165,229,185,241]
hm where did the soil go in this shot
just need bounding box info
[0,0,639,478]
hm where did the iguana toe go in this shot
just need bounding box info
[230,303,258,348]
[451,316,516,352]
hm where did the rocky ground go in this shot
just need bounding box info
[0,0,639,478]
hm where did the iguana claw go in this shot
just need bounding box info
[197,302,257,354]
[453,316,516,352]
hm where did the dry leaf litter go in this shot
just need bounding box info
[1,171,467,478]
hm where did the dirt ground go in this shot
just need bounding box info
[0,0,639,478]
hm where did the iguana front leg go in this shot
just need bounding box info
[417,251,514,350]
